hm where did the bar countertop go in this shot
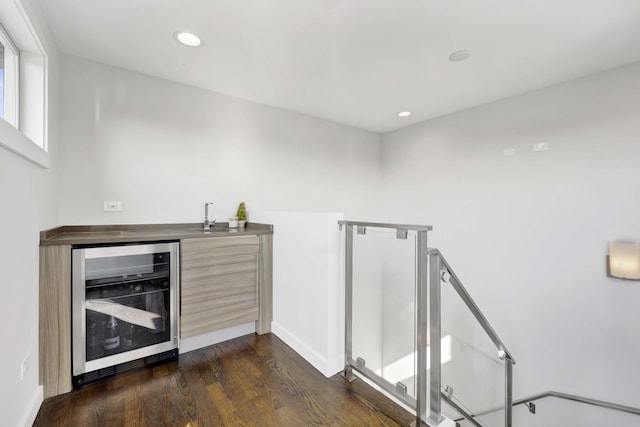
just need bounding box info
[40,222,274,246]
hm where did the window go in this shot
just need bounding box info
[0,23,19,127]
[0,44,3,117]
[0,1,49,168]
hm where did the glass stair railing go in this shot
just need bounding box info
[347,224,421,404]
[434,249,515,427]
[339,220,640,427]
[339,221,515,427]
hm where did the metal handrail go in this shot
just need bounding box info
[337,220,433,231]
[430,248,516,364]
[454,390,640,422]
[515,391,640,416]
[442,392,484,427]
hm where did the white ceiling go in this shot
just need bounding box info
[38,0,640,133]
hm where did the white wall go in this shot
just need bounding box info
[0,153,57,427]
[379,62,640,409]
[262,211,343,377]
[0,1,59,426]
[58,55,380,225]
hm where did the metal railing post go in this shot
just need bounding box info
[341,224,356,381]
[414,230,429,426]
[505,358,513,427]
[427,249,443,426]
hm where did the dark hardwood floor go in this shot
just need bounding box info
[34,333,413,426]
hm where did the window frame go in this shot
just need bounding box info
[0,0,50,169]
[0,22,20,127]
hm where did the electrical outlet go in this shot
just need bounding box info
[103,201,122,211]
[532,142,549,152]
[20,352,30,380]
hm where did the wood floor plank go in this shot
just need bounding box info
[34,333,413,427]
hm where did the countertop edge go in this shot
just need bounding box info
[40,222,274,246]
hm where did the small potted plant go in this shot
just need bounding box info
[236,202,247,228]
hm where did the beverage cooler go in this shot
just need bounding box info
[71,242,179,385]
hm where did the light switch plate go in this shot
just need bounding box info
[532,142,549,152]
[503,148,516,157]
[103,201,122,211]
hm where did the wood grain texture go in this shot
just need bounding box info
[181,236,259,269]
[181,237,260,338]
[34,333,413,427]
[39,245,73,398]
[257,234,273,335]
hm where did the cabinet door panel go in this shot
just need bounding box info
[181,254,258,286]
[182,272,257,308]
[181,305,259,338]
[180,237,259,338]
[181,236,259,269]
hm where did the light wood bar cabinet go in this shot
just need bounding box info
[39,223,273,399]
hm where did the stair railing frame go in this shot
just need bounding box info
[513,391,640,416]
[428,248,515,427]
[457,390,640,422]
[339,221,432,426]
[339,221,515,427]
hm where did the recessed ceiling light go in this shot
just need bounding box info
[175,32,202,47]
[449,50,471,62]
[397,111,412,117]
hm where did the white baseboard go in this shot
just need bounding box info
[20,385,43,427]
[179,323,256,354]
[272,322,341,378]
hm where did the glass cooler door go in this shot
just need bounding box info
[72,242,179,377]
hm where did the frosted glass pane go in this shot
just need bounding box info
[351,227,418,398]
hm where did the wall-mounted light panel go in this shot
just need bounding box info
[607,241,640,280]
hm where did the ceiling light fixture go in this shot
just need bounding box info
[449,50,471,62]
[175,32,202,47]
[397,111,412,117]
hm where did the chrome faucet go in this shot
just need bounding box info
[204,202,215,230]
